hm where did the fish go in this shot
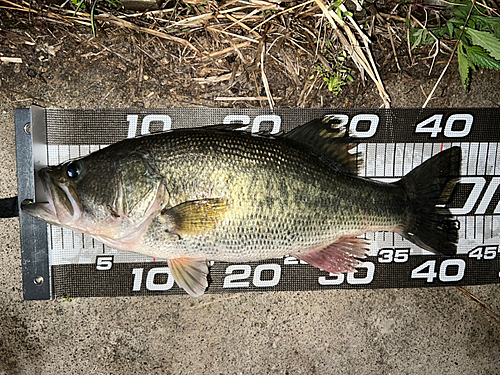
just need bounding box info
[21,117,462,297]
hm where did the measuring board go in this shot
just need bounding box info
[15,106,500,300]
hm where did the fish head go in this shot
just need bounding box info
[22,155,125,230]
[23,160,92,227]
[22,149,166,249]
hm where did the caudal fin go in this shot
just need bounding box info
[396,147,461,255]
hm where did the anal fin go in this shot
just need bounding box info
[167,257,209,297]
[293,235,369,274]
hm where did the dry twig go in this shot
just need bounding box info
[457,287,500,327]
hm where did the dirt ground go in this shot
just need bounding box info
[2,16,500,110]
[1,5,500,375]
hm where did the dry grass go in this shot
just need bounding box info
[0,0,421,107]
[2,1,500,105]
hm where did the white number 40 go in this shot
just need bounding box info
[411,259,465,282]
[415,114,473,138]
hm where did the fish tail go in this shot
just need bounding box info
[395,146,461,255]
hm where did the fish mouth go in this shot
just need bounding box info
[21,167,80,226]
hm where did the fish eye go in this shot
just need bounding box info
[66,162,81,179]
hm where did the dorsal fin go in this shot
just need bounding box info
[284,116,362,175]
[201,117,362,175]
[201,123,246,132]
[201,123,281,138]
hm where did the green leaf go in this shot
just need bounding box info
[465,45,500,70]
[457,42,471,92]
[90,0,98,37]
[447,21,454,38]
[410,28,447,47]
[466,28,500,61]
[452,2,473,20]
[336,8,342,20]
[410,29,423,48]
[449,17,465,29]
[410,29,433,48]
[72,0,86,12]
[433,26,449,38]
[471,15,500,38]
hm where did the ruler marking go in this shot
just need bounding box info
[366,143,376,177]
[394,143,403,177]
[358,143,367,177]
[59,227,64,251]
[473,216,477,241]
[467,142,471,175]
[472,143,480,176]
[478,143,488,175]
[492,215,494,240]
[481,215,485,244]
[402,142,407,177]
[383,143,387,177]
[388,143,393,177]
[463,216,467,239]
[486,142,495,175]
[417,143,424,168]
[409,143,413,171]
[495,143,499,176]
[401,142,405,176]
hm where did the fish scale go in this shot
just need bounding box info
[130,129,408,260]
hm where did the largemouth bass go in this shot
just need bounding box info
[22,118,461,297]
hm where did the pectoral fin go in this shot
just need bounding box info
[161,198,228,236]
[293,235,369,274]
[167,257,209,297]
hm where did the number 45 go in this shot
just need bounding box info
[468,246,498,260]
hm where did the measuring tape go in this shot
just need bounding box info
[15,106,500,300]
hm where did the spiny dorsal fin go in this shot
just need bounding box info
[201,123,246,132]
[202,123,281,138]
[284,116,362,175]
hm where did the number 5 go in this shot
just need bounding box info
[96,256,113,270]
